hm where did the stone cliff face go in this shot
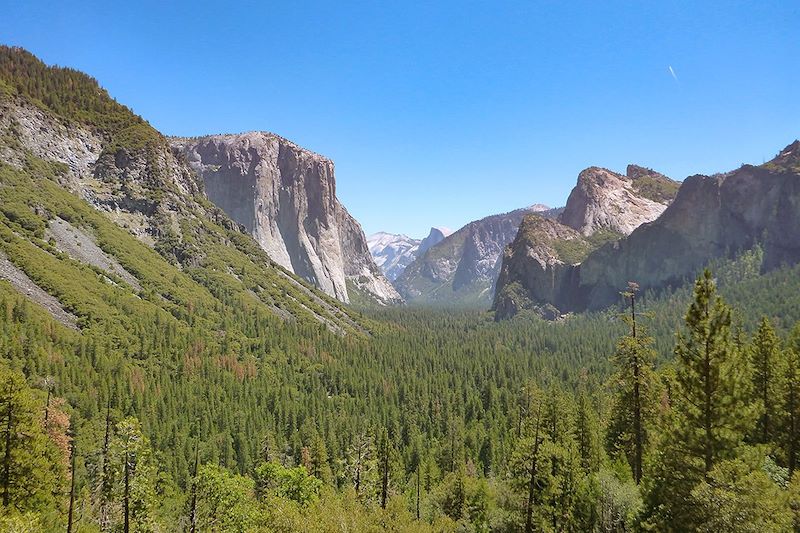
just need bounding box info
[494,143,800,318]
[559,166,678,236]
[395,205,558,306]
[172,132,400,304]
[494,164,678,319]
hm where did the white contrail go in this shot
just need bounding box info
[668,65,678,81]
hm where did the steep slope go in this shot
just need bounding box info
[0,46,369,333]
[395,205,557,306]
[171,133,400,305]
[367,226,451,281]
[494,142,800,318]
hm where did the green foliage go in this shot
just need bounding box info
[108,417,157,532]
[749,317,784,445]
[194,464,263,532]
[607,319,659,483]
[254,461,322,506]
[689,452,792,532]
[0,364,64,519]
[630,174,680,204]
[0,46,162,152]
[672,270,756,474]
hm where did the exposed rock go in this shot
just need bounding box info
[418,227,451,255]
[559,166,678,236]
[494,142,800,318]
[0,47,376,333]
[395,205,558,306]
[368,227,452,281]
[493,215,585,319]
[0,253,78,329]
[368,232,421,281]
[47,217,142,291]
[172,132,400,305]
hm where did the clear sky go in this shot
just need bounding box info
[3,1,799,238]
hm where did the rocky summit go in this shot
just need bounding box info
[560,165,678,236]
[172,133,400,305]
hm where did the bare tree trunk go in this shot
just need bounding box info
[380,440,389,509]
[416,465,420,520]
[44,387,51,428]
[3,400,12,507]
[100,400,112,529]
[124,450,130,533]
[67,439,76,533]
[189,442,199,533]
[525,402,542,533]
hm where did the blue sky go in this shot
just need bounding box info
[3,1,799,238]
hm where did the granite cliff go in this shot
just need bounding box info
[171,133,400,305]
[0,46,378,331]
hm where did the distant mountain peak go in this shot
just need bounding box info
[367,227,452,282]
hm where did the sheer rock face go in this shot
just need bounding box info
[172,132,400,305]
[559,166,677,236]
[418,227,450,255]
[494,142,800,319]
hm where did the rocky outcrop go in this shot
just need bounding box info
[0,46,379,332]
[172,133,400,305]
[559,166,678,236]
[395,205,558,306]
[492,215,585,319]
[494,142,800,318]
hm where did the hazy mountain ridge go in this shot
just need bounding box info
[395,164,676,308]
[367,227,451,281]
[394,205,558,306]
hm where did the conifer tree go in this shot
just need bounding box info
[109,417,156,533]
[644,270,756,530]
[607,282,658,484]
[0,365,60,513]
[750,316,783,445]
[671,270,755,477]
[575,390,601,475]
[783,324,800,475]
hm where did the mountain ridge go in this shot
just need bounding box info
[494,141,800,318]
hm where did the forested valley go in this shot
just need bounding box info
[4,248,800,531]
